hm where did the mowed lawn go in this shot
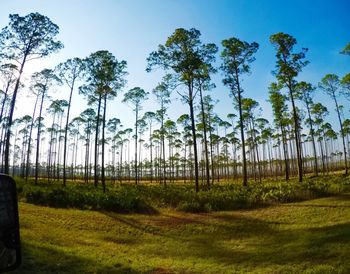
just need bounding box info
[15,194,350,274]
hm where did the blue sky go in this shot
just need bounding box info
[1,0,349,131]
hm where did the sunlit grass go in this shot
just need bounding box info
[14,193,350,273]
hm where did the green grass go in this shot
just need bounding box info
[15,193,350,273]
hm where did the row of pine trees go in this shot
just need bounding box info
[0,13,349,192]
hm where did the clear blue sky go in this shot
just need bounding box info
[1,0,349,130]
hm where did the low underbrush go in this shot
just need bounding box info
[15,175,350,213]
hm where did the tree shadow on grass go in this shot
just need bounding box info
[102,211,164,236]
[285,203,350,209]
[18,194,350,273]
[13,242,141,274]
[103,210,280,265]
[283,193,350,209]
[185,215,350,271]
[151,219,350,272]
[104,196,350,272]
[325,193,350,201]
[306,222,350,248]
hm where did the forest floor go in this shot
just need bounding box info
[14,193,350,273]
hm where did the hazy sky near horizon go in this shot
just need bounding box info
[1,0,349,131]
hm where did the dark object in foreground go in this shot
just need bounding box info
[0,174,21,272]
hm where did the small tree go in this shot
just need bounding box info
[152,75,172,185]
[56,58,85,186]
[107,117,121,181]
[79,108,96,183]
[296,82,318,175]
[122,87,149,184]
[143,111,157,183]
[46,99,68,182]
[269,83,290,181]
[270,32,308,182]
[319,74,348,174]
[24,80,42,181]
[311,103,329,174]
[195,61,217,188]
[31,69,61,183]
[220,37,259,186]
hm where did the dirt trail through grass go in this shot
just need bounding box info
[15,194,350,273]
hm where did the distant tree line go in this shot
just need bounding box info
[0,13,349,192]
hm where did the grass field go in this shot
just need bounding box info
[14,193,350,273]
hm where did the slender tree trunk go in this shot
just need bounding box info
[84,132,89,183]
[57,113,64,181]
[161,112,166,185]
[0,83,11,172]
[183,142,187,183]
[25,94,39,181]
[199,85,210,188]
[288,86,303,182]
[268,139,273,177]
[0,80,11,129]
[208,113,215,185]
[4,55,27,174]
[251,118,262,183]
[188,82,199,192]
[94,94,102,187]
[318,138,326,174]
[281,126,290,181]
[306,104,318,176]
[35,90,46,183]
[322,129,330,174]
[237,84,247,186]
[74,131,79,181]
[47,114,56,182]
[101,95,107,192]
[11,128,18,177]
[149,123,153,183]
[63,82,76,186]
[20,130,27,177]
[333,94,348,174]
[216,128,220,182]
[135,107,138,184]
[119,142,123,182]
[111,140,116,182]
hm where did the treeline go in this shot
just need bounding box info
[0,13,349,192]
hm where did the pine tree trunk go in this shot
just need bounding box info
[4,56,27,174]
[188,82,199,192]
[35,90,46,184]
[94,93,102,187]
[101,94,107,192]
